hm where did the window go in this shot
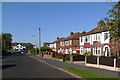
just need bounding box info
[104,33,108,40]
[93,47,101,55]
[88,35,90,42]
[65,41,69,46]
[80,47,83,55]
[94,34,98,41]
[84,48,90,53]
[70,40,72,45]
[84,48,87,53]
[98,35,101,41]
[85,36,88,42]
[81,37,83,42]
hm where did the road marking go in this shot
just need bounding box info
[29,56,86,80]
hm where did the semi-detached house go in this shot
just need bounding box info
[44,26,120,57]
[60,32,82,54]
[79,26,120,57]
[49,37,65,53]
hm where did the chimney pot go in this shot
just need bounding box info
[57,37,59,40]
[70,32,74,35]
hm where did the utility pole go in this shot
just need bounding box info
[39,27,41,56]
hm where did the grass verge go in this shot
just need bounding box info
[63,67,119,80]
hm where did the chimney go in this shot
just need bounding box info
[57,37,59,40]
[70,32,74,36]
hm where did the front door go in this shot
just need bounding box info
[105,47,109,57]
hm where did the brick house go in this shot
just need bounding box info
[79,26,120,57]
[45,37,65,52]
[52,37,65,53]
[60,32,82,54]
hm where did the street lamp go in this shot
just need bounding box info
[32,35,37,55]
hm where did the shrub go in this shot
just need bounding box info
[65,54,70,60]
[56,53,63,59]
[118,56,120,59]
[72,53,81,56]
[84,52,93,56]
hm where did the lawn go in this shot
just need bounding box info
[63,67,119,80]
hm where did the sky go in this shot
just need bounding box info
[2,2,112,47]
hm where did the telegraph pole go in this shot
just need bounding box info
[39,28,41,56]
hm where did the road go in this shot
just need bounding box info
[2,53,79,80]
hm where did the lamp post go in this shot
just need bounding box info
[32,35,37,55]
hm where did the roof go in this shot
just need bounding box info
[53,37,65,43]
[61,32,82,41]
[44,42,52,44]
[82,26,108,36]
[11,43,34,46]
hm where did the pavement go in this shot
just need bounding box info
[2,52,81,80]
[33,55,120,78]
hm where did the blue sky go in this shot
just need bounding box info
[2,2,112,47]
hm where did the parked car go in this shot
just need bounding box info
[21,50,25,54]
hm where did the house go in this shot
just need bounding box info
[44,42,51,48]
[60,32,82,54]
[45,37,65,52]
[11,42,35,52]
[52,37,65,53]
[79,26,120,57]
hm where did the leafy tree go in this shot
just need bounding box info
[2,33,12,53]
[97,1,120,46]
[81,30,86,34]
[41,44,51,51]
[30,48,36,55]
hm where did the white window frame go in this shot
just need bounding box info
[93,47,101,55]
[104,33,108,41]
[70,40,72,45]
[80,47,83,55]
[84,47,91,53]
[81,37,83,43]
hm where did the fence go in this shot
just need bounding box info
[116,59,120,67]
[99,56,115,67]
[86,56,97,64]
[85,56,120,71]
[73,55,85,61]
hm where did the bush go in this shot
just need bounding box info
[56,53,63,59]
[65,54,70,60]
[118,56,120,59]
[72,53,81,56]
[84,52,93,56]
[30,48,36,55]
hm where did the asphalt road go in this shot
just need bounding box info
[2,53,79,80]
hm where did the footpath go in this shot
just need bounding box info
[31,55,119,78]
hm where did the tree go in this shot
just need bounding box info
[81,30,86,34]
[2,33,12,53]
[97,1,120,46]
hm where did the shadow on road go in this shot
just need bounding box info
[2,64,16,69]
